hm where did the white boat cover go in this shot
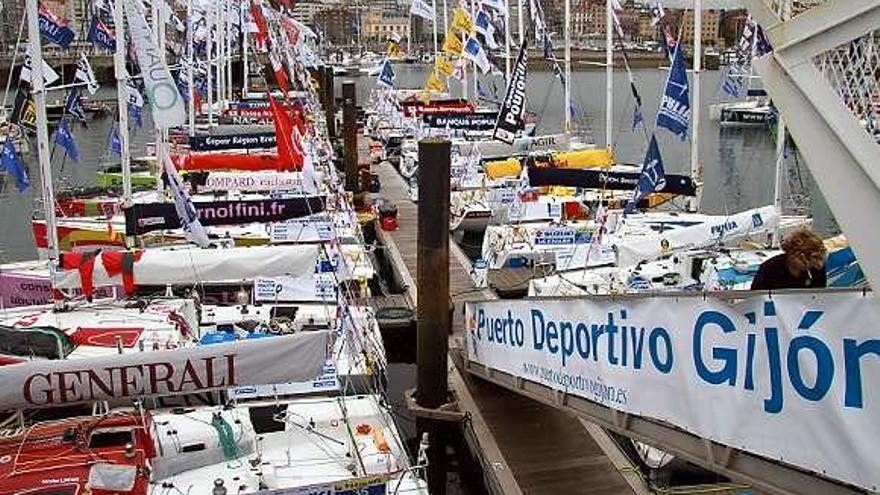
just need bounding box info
[54,245,319,290]
[617,206,780,267]
[0,330,330,410]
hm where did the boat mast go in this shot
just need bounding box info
[564,0,571,131]
[604,0,613,148]
[207,2,215,126]
[689,0,702,212]
[153,0,166,196]
[187,0,196,136]
[432,0,438,56]
[25,0,60,268]
[771,0,791,246]
[504,0,511,80]
[242,4,250,98]
[226,2,230,101]
[114,0,132,206]
[517,0,523,45]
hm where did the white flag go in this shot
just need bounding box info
[480,0,508,17]
[650,3,666,26]
[126,80,144,108]
[475,10,498,49]
[125,0,186,128]
[464,37,491,74]
[410,0,435,21]
[19,49,60,87]
[75,53,100,95]
[162,150,210,248]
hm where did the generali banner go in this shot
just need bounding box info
[466,291,880,491]
[0,331,330,409]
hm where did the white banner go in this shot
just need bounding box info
[229,359,339,399]
[466,291,880,491]
[0,331,330,410]
[269,216,337,243]
[254,274,337,302]
[124,0,186,128]
[202,172,313,193]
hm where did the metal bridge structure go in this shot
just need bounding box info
[468,2,880,495]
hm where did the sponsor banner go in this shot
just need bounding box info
[466,291,880,491]
[218,114,275,125]
[269,216,336,243]
[124,0,185,128]
[466,133,570,159]
[493,39,528,144]
[229,359,339,399]
[189,132,277,151]
[0,330,330,409]
[534,227,591,246]
[527,168,697,196]
[124,197,326,235]
[422,111,498,130]
[254,274,337,302]
[200,172,307,192]
[222,107,273,117]
[721,108,771,125]
[401,99,472,116]
[0,272,117,308]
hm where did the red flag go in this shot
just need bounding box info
[250,0,269,51]
[279,16,300,45]
[268,94,303,169]
[269,51,290,95]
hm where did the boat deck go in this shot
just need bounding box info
[368,139,645,495]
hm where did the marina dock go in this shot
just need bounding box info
[367,138,646,495]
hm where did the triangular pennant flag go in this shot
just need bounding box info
[54,120,80,162]
[625,134,666,214]
[452,7,475,35]
[656,43,690,141]
[377,59,395,88]
[75,53,100,95]
[463,37,491,74]
[1,138,29,192]
[442,31,464,56]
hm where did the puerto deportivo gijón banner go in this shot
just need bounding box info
[0,331,330,409]
[493,39,528,144]
[124,196,326,235]
[466,291,880,491]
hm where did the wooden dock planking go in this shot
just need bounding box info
[367,138,643,495]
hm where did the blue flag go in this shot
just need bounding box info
[38,2,75,49]
[632,105,644,131]
[656,43,690,141]
[721,65,742,98]
[54,120,79,162]
[1,139,30,192]
[129,104,143,129]
[86,15,116,52]
[625,134,666,214]
[65,89,86,124]
[108,125,122,155]
[377,59,395,88]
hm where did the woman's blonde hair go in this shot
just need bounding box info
[781,228,826,258]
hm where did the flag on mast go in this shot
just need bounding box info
[1,138,29,192]
[410,0,435,21]
[656,42,690,141]
[75,53,100,95]
[54,121,80,162]
[625,134,666,214]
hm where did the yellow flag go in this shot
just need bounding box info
[387,42,405,59]
[442,31,463,56]
[435,55,455,77]
[425,69,447,93]
[451,7,475,34]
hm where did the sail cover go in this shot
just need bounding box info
[54,245,319,291]
[0,330,330,409]
[617,206,781,267]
